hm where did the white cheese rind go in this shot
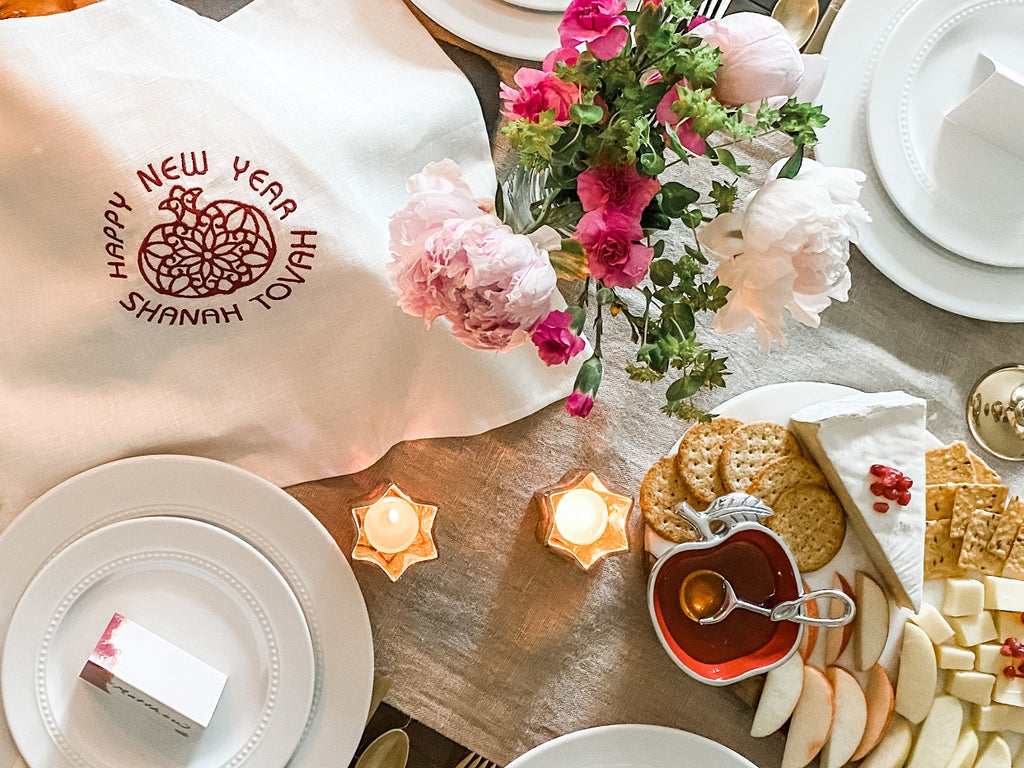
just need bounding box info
[790,391,927,609]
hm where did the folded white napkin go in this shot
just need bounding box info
[0,0,576,534]
[946,53,1024,161]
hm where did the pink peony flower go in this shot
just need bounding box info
[389,161,558,351]
[559,0,630,61]
[500,67,582,125]
[543,46,581,72]
[655,85,708,156]
[531,310,586,365]
[695,12,826,107]
[575,211,654,289]
[566,390,595,418]
[698,159,869,349]
[577,164,661,219]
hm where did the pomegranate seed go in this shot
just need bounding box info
[897,491,912,506]
[873,502,890,514]
[870,482,887,496]
[900,477,914,490]
[883,487,900,501]
[869,464,887,477]
[1005,666,1018,679]
[1002,644,1014,656]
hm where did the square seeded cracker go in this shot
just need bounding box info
[949,483,1009,538]
[989,496,1024,558]
[926,441,977,484]
[926,483,957,520]
[959,509,1008,575]
[925,518,965,580]
[968,447,1001,483]
[1002,523,1024,579]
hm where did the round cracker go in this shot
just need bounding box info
[719,421,802,494]
[639,456,702,544]
[748,455,828,509]
[675,417,743,504]
[764,483,846,573]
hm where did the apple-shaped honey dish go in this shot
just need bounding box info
[647,493,854,686]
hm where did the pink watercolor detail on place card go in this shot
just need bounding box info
[93,612,125,662]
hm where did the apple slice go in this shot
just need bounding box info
[799,579,819,661]
[905,696,962,768]
[851,663,896,761]
[823,573,856,665]
[855,571,890,670]
[860,715,913,768]
[820,666,867,768]
[751,653,804,737]
[975,735,1012,768]
[945,728,979,768]
[781,665,835,768]
[894,620,936,724]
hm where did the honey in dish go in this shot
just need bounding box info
[0,0,101,18]
[679,568,727,622]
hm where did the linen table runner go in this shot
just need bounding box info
[0,0,577,531]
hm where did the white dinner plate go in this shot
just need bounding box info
[407,0,560,61]
[0,456,373,768]
[500,0,569,13]
[2,517,315,768]
[506,724,757,768]
[816,0,1024,321]
[866,0,1024,267]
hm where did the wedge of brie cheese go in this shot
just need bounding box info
[790,391,927,610]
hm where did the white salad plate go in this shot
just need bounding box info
[0,455,373,768]
[506,724,757,768]
[816,0,1024,321]
[2,517,315,768]
[866,0,1024,268]
[407,0,560,60]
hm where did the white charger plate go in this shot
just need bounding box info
[407,0,560,60]
[866,0,1024,267]
[0,456,373,768]
[816,0,1024,321]
[2,517,315,768]
[506,724,756,768]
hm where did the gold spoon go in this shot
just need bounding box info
[770,0,820,50]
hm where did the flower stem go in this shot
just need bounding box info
[523,188,560,235]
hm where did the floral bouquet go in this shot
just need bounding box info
[388,0,868,420]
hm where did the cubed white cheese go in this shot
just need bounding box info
[949,612,998,647]
[937,644,976,670]
[943,578,986,617]
[976,703,1024,733]
[911,603,956,644]
[994,674,1024,707]
[789,392,927,610]
[995,611,1024,644]
[946,670,995,705]
[984,576,1024,612]
[978,644,1010,675]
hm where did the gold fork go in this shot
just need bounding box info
[453,752,500,768]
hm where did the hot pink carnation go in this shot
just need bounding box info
[559,0,630,61]
[565,390,595,418]
[543,46,581,72]
[531,310,586,365]
[575,210,654,289]
[500,68,582,125]
[388,161,558,351]
[577,164,661,219]
[655,85,708,155]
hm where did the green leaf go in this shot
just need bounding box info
[711,147,751,176]
[660,181,701,216]
[652,239,666,259]
[665,373,702,402]
[596,287,616,305]
[573,354,603,395]
[662,302,695,336]
[708,180,739,214]
[777,145,804,179]
[639,150,666,176]
[566,304,586,335]
[680,208,703,229]
[649,259,675,286]
[570,103,604,125]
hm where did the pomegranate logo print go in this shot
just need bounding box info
[138,185,276,298]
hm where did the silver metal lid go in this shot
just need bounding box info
[967,364,1024,461]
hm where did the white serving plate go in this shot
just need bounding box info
[2,517,315,768]
[0,456,373,768]
[407,0,560,60]
[816,0,1024,321]
[506,724,756,768]
[866,0,1024,268]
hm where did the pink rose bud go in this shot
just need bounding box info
[559,0,630,61]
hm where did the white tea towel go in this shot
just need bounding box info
[0,0,577,533]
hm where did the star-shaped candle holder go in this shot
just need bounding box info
[351,483,438,581]
[535,470,633,570]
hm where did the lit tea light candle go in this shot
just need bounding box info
[536,471,633,570]
[351,483,438,581]
[363,497,419,554]
[553,488,608,546]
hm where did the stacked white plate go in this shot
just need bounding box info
[0,456,374,768]
[406,0,566,60]
[816,0,1024,321]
